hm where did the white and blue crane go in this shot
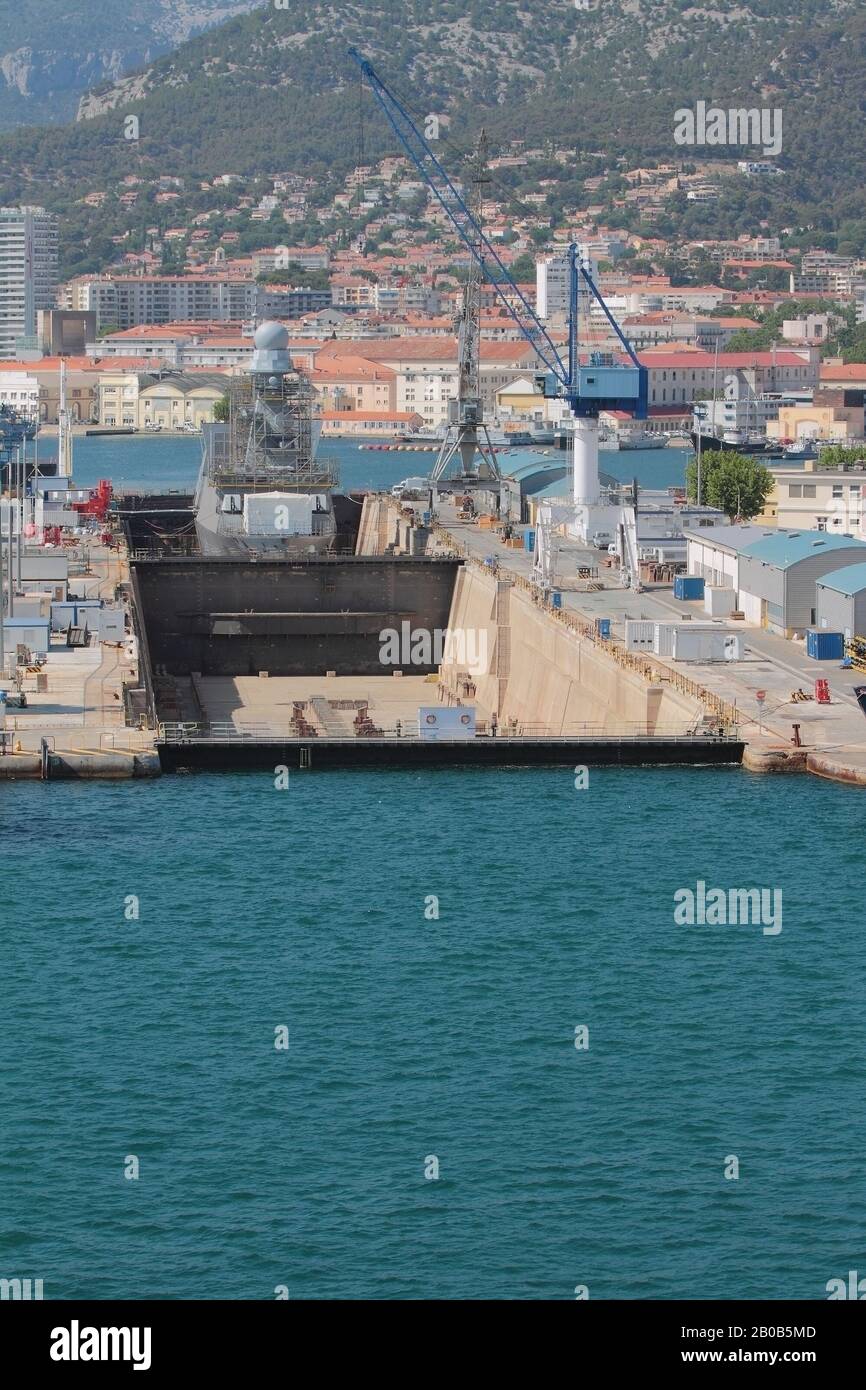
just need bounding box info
[348,49,649,585]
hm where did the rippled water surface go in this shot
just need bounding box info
[1,767,864,1299]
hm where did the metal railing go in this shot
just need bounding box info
[159,720,740,746]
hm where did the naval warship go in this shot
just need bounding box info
[194,321,339,556]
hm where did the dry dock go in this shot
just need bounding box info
[427,498,866,787]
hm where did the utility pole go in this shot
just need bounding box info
[697,422,702,507]
[16,442,23,595]
[0,498,5,676]
[694,400,705,506]
[58,359,72,478]
[5,481,13,619]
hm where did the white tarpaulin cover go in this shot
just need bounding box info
[243,491,315,536]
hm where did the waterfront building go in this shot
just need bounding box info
[310,359,397,414]
[98,369,227,430]
[0,369,39,418]
[765,396,865,446]
[315,337,539,431]
[319,409,423,436]
[0,356,99,423]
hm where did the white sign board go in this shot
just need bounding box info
[418,707,476,741]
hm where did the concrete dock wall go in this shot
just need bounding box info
[131,555,461,678]
[441,564,703,732]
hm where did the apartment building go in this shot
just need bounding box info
[536,251,598,321]
[67,275,257,330]
[760,462,866,539]
[317,338,539,430]
[310,358,397,414]
[0,206,58,358]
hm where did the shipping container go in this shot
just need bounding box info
[2,617,50,656]
[50,600,102,631]
[595,617,611,639]
[50,602,77,631]
[524,527,536,553]
[806,628,844,661]
[624,620,655,651]
[671,627,741,662]
[655,621,721,657]
[550,590,562,609]
[11,594,51,621]
[652,622,679,657]
[674,575,705,601]
[704,586,737,617]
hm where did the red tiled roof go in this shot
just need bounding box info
[820,363,866,380]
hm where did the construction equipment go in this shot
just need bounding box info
[430,131,501,494]
[348,49,648,589]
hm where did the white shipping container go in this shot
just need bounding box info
[704,586,737,617]
[624,620,655,651]
[652,622,679,657]
[671,627,742,662]
[11,594,51,620]
[95,608,126,642]
[243,491,315,537]
[653,620,719,657]
[2,620,50,656]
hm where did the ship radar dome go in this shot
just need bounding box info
[254,320,289,351]
[250,320,292,374]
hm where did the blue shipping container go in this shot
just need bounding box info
[524,527,536,553]
[595,617,611,639]
[674,575,705,601]
[551,590,562,609]
[806,629,844,660]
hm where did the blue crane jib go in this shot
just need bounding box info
[348,48,648,423]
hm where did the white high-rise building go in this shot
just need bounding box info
[0,206,58,359]
[536,250,599,324]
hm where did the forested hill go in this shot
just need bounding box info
[0,0,864,250]
[0,1,262,129]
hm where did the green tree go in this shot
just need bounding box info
[815,444,866,470]
[685,450,774,520]
[213,395,230,423]
[724,328,772,352]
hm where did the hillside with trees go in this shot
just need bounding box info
[0,0,863,270]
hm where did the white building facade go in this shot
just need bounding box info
[0,206,58,359]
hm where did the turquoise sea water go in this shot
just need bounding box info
[37,434,690,496]
[1,767,864,1300]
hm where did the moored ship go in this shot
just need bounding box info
[194,321,340,556]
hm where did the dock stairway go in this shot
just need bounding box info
[310,696,353,737]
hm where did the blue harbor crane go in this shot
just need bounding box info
[348,48,648,522]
